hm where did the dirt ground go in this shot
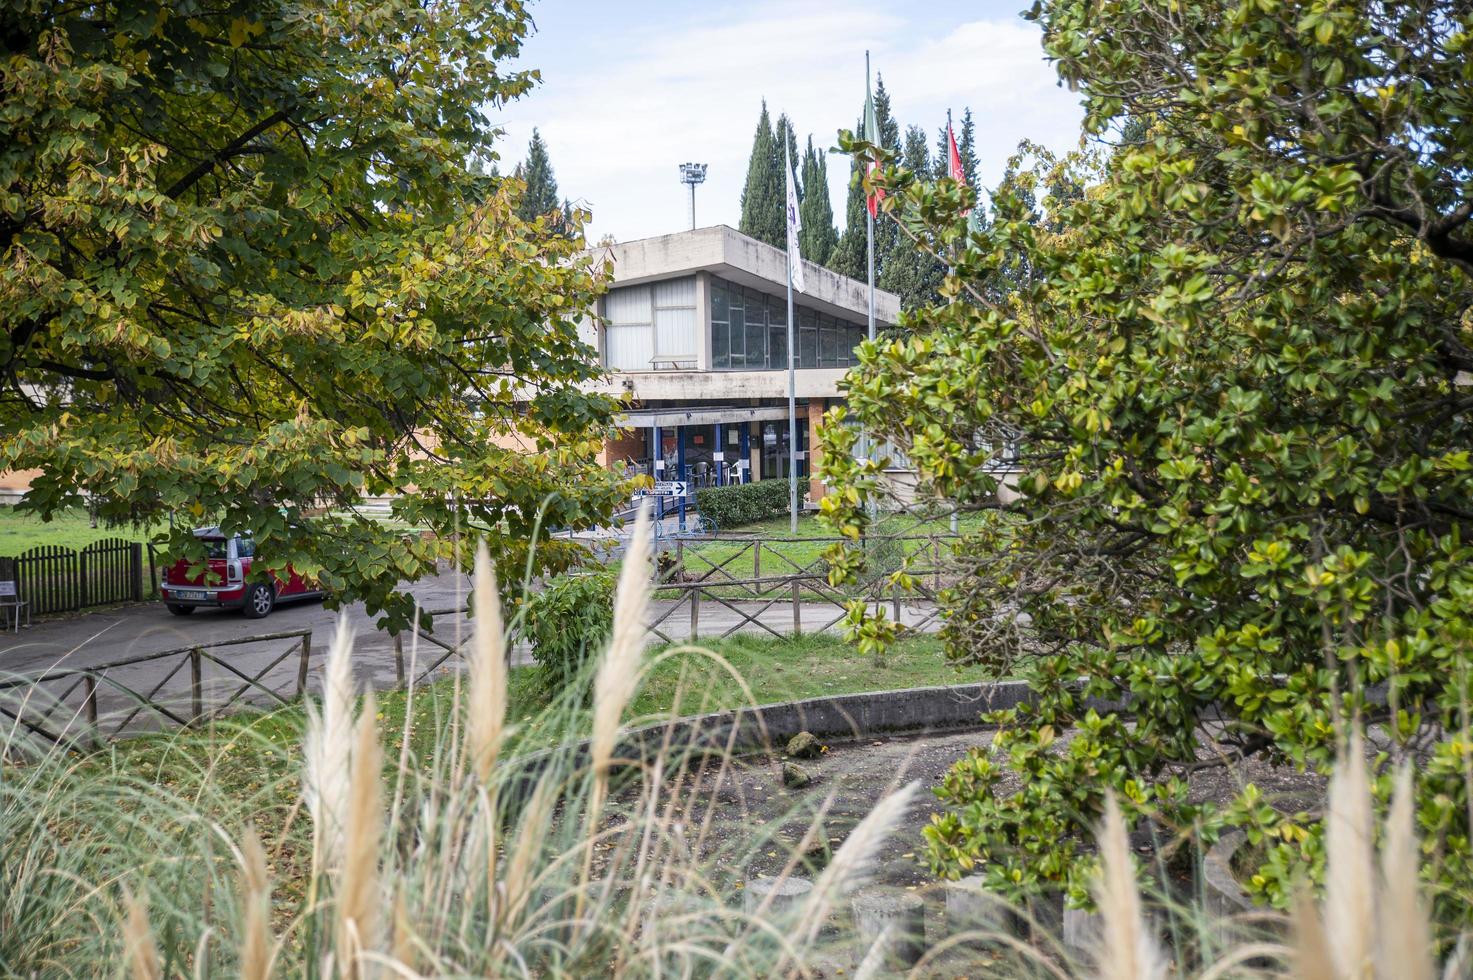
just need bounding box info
[600,723,1327,972]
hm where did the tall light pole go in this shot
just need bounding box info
[678,162,707,230]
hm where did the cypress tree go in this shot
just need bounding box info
[935,108,981,190]
[879,125,945,309]
[828,120,868,280]
[798,136,838,266]
[739,102,784,248]
[515,128,561,222]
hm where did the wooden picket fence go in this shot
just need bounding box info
[0,538,154,617]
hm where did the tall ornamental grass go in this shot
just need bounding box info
[2,508,1468,976]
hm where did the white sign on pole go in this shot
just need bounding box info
[643,481,689,497]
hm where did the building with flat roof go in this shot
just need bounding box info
[580,225,900,512]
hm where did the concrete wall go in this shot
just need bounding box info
[587,367,846,402]
[807,399,827,502]
[0,469,41,506]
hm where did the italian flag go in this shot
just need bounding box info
[864,83,884,218]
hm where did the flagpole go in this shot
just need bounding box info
[864,51,877,530]
[946,108,959,535]
[786,141,799,536]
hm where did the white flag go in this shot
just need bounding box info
[785,142,806,294]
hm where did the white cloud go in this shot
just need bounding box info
[494,1,1083,243]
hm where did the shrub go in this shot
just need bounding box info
[695,480,790,529]
[518,569,616,692]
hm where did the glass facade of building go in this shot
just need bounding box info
[710,276,865,371]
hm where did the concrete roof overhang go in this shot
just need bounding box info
[584,225,901,326]
[614,404,800,429]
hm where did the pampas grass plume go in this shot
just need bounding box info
[337,691,384,979]
[122,886,161,980]
[1092,792,1166,980]
[305,615,357,871]
[238,825,273,980]
[467,540,508,784]
[1379,764,1433,980]
[1324,729,1374,980]
[591,502,652,795]
[798,780,919,943]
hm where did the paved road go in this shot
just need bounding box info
[0,572,938,741]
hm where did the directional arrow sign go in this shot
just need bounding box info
[645,481,689,497]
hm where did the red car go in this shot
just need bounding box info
[161,527,323,619]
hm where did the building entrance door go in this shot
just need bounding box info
[760,420,806,481]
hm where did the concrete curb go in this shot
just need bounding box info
[1202,830,1254,917]
[615,680,1036,760]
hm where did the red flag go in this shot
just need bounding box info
[949,120,981,231]
[947,124,965,186]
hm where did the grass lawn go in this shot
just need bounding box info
[0,506,164,555]
[109,631,977,792]
[91,630,979,910]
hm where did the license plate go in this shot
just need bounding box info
[178,591,204,600]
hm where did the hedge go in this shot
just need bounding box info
[517,569,615,694]
[694,480,791,529]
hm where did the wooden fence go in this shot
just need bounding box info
[391,568,945,689]
[657,533,957,599]
[0,629,314,750]
[0,538,155,616]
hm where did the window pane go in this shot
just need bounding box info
[799,308,817,367]
[711,280,728,322]
[712,318,729,369]
[745,291,766,368]
[729,306,745,366]
[767,293,786,327]
[769,321,787,369]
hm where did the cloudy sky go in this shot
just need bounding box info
[491,0,1085,244]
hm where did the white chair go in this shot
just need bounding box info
[0,580,28,633]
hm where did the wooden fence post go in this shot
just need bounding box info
[147,543,159,598]
[190,647,203,721]
[83,673,99,748]
[130,542,144,602]
[933,540,942,593]
[690,587,701,642]
[893,589,902,625]
[753,540,762,581]
[393,633,406,688]
[297,632,311,698]
[792,578,802,636]
[676,539,684,583]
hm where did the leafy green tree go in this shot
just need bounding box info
[738,102,783,249]
[515,127,562,225]
[820,0,1473,919]
[798,137,838,267]
[878,126,944,308]
[0,0,627,632]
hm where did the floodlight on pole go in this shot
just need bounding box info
[678,162,708,231]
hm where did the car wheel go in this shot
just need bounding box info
[166,604,196,616]
[242,583,276,619]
